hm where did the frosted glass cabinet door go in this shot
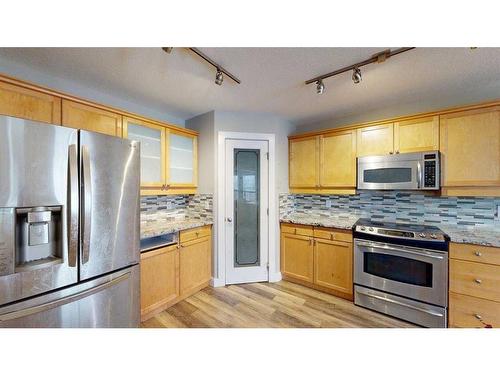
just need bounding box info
[168,131,197,187]
[123,117,165,187]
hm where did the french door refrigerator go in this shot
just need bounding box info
[0,115,140,327]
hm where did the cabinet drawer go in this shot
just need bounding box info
[281,223,313,237]
[180,225,211,244]
[313,227,352,243]
[449,292,500,328]
[450,259,500,302]
[450,242,500,266]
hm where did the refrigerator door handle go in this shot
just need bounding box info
[81,145,92,264]
[67,144,79,267]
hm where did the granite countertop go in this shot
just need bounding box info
[437,224,500,248]
[141,218,213,239]
[280,212,359,230]
[280,212,500,248]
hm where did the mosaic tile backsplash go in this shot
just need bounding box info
[280,192,500,227]
[141,194,213,225]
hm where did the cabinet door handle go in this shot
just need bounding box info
[474,251,482,257]
[389,151,394,155]
[474,314,482,320]
[474,279,482,284]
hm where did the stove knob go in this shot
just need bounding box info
[360,226,366,231]
[419,233,426,238]
[430,234,437,239]
[368,227,374,232]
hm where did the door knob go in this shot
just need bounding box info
[226,217,232,222]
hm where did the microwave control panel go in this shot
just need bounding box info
[423,154,437,188]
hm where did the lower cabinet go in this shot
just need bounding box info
[281,233,314,283]
[180,235,212,296]
[449,242,500,328]
[140,244,179,317]
[280,223,353,300]
[140,225,212,321]
[314,238,353,296]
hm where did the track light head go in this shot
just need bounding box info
[316,80,325,94]
[162,47,173,54]
[215,69,224,85]
[352,67,362,84]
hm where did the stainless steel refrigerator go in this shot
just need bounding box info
[0,115,140,327]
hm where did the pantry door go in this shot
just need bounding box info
[225,139,269,284]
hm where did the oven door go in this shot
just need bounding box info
[357,159,421,190]
[354,239,448,306]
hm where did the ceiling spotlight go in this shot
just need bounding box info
[162,47,173,54]
[316,80,325,94]
[352,67,362,84]
[215,69,224,85]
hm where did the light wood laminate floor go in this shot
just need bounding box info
[141,280,416,328]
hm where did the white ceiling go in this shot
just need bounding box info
[0,47,499,126]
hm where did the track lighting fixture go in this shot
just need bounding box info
[215,69,224,86]
[162,47,241,84]
[305,47,415,92]
[352,67,362,84]
[316,80,325,94]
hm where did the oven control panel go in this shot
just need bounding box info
[355,225,447,242]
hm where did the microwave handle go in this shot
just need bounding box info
[417,161,422,189]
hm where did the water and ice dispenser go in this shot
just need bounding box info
[0,206,63,276]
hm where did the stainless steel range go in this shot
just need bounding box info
[353,218,449,328]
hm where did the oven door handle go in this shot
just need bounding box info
[356,290,444,317]
[356,240,445,260]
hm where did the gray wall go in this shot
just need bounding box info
[214,111,293,194]
[0,55,185,127]
[294,88,500,134]
[186,110,296,283]
[185,111,215,193]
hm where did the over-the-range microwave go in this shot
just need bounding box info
[357,151,440,190]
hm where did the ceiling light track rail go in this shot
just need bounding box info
[188,47,241,84]
[305,47,415,85]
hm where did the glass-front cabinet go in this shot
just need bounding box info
[167,130,197,187]
[123,117,197,194]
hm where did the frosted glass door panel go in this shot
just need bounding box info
[234,149,260,267]
[127,123,163,184]
[169,133,194,184]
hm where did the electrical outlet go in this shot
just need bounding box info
[205,201,210,210]
[326,200,332,208]
[166,202,173,210]
[497,205,500,219]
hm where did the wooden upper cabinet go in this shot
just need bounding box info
[440,106,500,187]
[123,116,166,188]
[0,81,61,124]
[62,99,122,136]
[320,130,357,187]
[356,123,394,157]
[289,136,319,188]
[167,130,198,188]
[394,115,439,153]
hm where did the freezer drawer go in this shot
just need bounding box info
[0,265,140,328]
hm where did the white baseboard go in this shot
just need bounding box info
[268,272,282,283]
[210,277,226,287]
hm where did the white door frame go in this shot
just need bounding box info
[214,131,279,287]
